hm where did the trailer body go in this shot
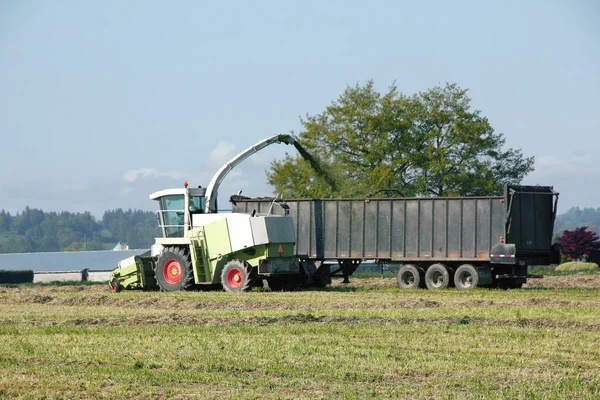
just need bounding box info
[232,185,560,288]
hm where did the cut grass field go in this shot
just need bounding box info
[1,276,599,399]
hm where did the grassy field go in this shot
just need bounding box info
[1,276,600,399]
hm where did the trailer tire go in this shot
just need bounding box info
[221,260,255,292]
[454,264,478,290]
[155,247,195,291]
[425,264,450,290]
[396,264,422,289]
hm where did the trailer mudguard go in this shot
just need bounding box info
[490,244,517,264]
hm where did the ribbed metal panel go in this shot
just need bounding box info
[233,197,506,262]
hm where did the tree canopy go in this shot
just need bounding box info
[268,82,534,198]
[559,227,600,261]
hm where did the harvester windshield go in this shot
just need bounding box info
[158,195,185,238]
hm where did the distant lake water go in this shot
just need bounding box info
[0,250,149,272]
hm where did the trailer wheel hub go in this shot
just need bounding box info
[163,259,182,284]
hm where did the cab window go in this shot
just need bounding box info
[189,196,205,214]
[159,195,185,237]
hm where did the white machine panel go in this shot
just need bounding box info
[227,216,255,252]
[250,217,269,246]
[192,212,248,228]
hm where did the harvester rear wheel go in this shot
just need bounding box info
[155,247,194,291]
[221,260,255,292]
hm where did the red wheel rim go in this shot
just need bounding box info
[110,283,117,293]
[226,267,243,288]
[163,259,182,285]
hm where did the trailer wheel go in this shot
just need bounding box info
[155,247,194,291]
[425,264,450,290]
[221,260,255,292]
[454,264,478,290]
[396,264,422,289]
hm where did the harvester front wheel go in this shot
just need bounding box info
[155,247,194,291]
[109,280,122,293]
[221,260,255,292]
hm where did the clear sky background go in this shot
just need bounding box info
[1,0,598,217]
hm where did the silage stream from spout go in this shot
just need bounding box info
[292,141,338,192]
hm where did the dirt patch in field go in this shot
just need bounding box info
[523,274,600,289]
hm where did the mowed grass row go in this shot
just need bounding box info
[1,280,600,399]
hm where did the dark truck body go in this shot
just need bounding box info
[232,185,560,288]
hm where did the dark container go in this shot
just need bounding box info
[231,185,559,267]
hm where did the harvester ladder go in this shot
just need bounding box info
[190,231,211,283]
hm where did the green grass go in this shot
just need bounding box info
[1,281,600,399]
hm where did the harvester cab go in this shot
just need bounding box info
[150,184,206,239]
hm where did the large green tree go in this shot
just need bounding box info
[268,82,534,198]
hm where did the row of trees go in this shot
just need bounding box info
[0,208,159,253]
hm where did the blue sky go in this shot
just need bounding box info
[1,0,598,217]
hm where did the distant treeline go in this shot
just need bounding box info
[554,207,600,238]
[0,208,159,253]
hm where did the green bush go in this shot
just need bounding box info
[554,262,598,272]
[0,270,34,284]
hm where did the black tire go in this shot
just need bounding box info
[396,264,422,289]
[425,263,450,290]
[454,264,479,290]
[311,272,330,288]
[221,260,255,292]
[253,277,265,289]
[501,279,523,290]
[155,247,195,291]
[266,275,303,291]
[266,277,284,292]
